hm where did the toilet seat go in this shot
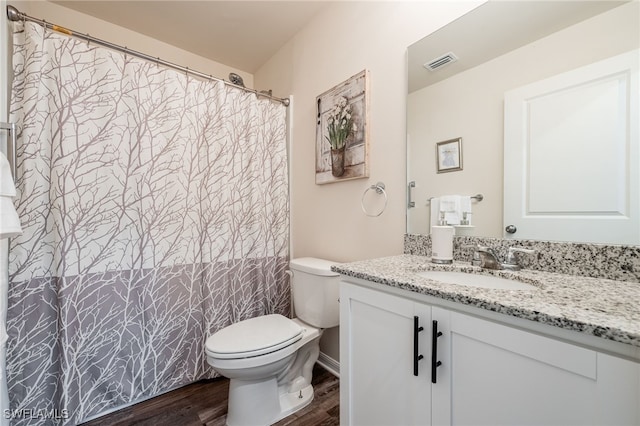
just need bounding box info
[206,314,303,359]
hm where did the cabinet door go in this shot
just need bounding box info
[444,312,640,425]
[594,352,640,425]
[340,282,432,425]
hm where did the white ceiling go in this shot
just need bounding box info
[408,0,628,93]
[51,1,329,73]
[39,1,631,84]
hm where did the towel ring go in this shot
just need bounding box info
[361,182,388,217]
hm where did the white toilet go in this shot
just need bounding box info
[205,257,340,426]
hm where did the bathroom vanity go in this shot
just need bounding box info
[335,255,640,425]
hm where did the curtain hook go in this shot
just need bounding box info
[156,57,160,68]
[86,33,90,47]
[41,19,48,42]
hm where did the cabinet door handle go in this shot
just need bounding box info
[431,320,443,384]
[413,316,424,376]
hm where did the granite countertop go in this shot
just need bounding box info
[332,254,640,348]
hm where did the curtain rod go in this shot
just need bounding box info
[5,5,290,107]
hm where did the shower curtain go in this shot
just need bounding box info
[6,21,290,425]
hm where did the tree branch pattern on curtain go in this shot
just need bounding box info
[7,22,290,425]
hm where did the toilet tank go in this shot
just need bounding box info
[289,257,340,328]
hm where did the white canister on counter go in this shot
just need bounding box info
[431,225,454,264]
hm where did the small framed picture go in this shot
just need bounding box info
[436,137,462,173]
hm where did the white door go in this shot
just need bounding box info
[504,50,639,244]
[340,283,432,425]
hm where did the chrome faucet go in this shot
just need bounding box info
[475,245,535,271]
[476,246,502,270]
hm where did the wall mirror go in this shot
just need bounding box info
[406,0,639,245]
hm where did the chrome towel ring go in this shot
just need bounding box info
[361,182,388,217]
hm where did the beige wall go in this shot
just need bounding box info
[407,1,639,239]
[8,0,253,88]
[256,1,483,262]
[255,1,485,363]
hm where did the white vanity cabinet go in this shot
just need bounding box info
[446,310,639,425]
[339,282,438,425]
[340,279,640,426]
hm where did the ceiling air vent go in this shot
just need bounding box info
[423,52,458,71]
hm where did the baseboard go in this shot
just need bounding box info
[317,352,340,378]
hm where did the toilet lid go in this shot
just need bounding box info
[206,314,303,359]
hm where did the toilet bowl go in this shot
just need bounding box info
[205,258,340,426]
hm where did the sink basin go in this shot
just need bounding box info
[416,271,537,290]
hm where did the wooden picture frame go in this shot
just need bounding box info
[436,137,463,173]
[315,70,369,184]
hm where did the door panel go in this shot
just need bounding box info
[504,50,639,244]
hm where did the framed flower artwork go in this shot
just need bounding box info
[436,137,463,173]
[315,70,370,184]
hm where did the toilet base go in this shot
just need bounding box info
[211,321,323,426]
[226,378,314,426]
[273,383,314,423]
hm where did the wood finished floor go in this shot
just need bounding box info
[81,364,339,426]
